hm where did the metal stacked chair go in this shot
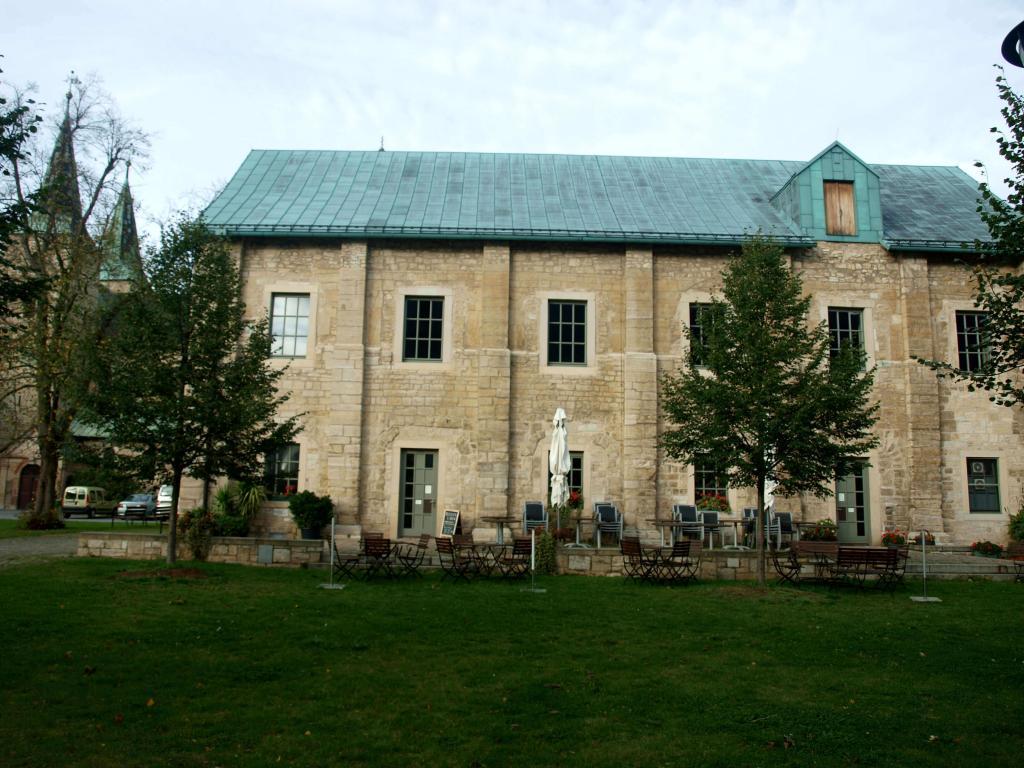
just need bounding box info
[523,501,548,533]
[593,502,623,548]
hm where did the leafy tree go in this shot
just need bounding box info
[0,62,45,323]
[917,70,1024,406]
[82,214,300,563]
[0,70,148,522]
[661,234,879,586]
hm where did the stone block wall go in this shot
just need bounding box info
[235,236,1023,546]
[77,532,325,567]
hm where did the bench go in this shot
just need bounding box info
[1007,541,1024,583]
[832,546,907,590]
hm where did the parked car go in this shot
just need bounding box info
[156,485,173,518]
[116,493,157,519]
[62,486,117,518]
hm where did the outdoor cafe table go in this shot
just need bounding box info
[455,541,505,576]
[568,514,592,547]
[479,515,512,545]
[650,518,745,548]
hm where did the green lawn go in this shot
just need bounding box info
[1,560,1021,768]
[0,519,164,539]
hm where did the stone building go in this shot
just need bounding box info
[204,141,1021,546]
[0,105,144,512]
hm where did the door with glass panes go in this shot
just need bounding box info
[835,462,870,544]
[399,450,438,536]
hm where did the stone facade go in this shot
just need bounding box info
[238,237,1023,547]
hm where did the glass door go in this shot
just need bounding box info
[835,462,869,544]
[400,450,438,536]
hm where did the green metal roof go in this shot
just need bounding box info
[203,148,990,250]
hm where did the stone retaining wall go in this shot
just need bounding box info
[558,547,758,580]
[77,532,325,568]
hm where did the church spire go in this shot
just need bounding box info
[39,77,84,233]
[99,162,141,282]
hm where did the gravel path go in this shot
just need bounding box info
[0,534,78,567]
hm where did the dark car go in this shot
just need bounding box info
[116,493,157,519]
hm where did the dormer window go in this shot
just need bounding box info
[824,181,856,236]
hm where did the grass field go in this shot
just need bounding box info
[2,559,1022,767]
[0,519,164,539]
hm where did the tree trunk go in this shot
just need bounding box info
[167,466,182,564]
[755,476,766,588]
[32,380,60,523]
[33,441,59,521]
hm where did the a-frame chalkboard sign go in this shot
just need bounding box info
[440,509,461,537]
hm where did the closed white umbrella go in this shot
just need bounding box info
[549,408,570,509]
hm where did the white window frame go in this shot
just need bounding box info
[264,283,318,369]
[538,290,597,376]
[393,286,454,371]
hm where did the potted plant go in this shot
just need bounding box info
[970,540,1004,558]
[551,491,583,543]
[911,531,936,546]
[695,494,730,513]
[881,528,906,548]
[288,491,334,539]
[801,519,838,542]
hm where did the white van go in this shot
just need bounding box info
[156,485,174,518]
[62,486,116,518]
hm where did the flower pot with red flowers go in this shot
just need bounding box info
[881,529,906,548]
[970,540,1004,558]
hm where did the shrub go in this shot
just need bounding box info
[20,506,66,530]
[209,482,265,537]
[178,507,214,561]
[1009,504,1024,542]
[536,531,558,575]
[288,491,334,530]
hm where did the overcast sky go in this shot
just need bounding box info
[4,0,1023,241]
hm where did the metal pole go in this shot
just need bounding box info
[910,529,941,603]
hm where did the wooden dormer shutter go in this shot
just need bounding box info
[824,181,856,236]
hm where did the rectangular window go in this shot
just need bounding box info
[828,307,864,358]
[956,311,990,372]
[967,458,999,513]
[264,443,300,498]
[694,460,728,503]
[569,451,583,496]
[403,296,444,361]
[547,451,584,497]
[824,181,857,236]
[548,300,587,365]
[270,293,310,358]
[689,303,713,367]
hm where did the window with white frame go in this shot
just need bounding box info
[967,458,999,513]
[403,296,444,362]
[828,307,864,358]
[694,460,728,504]
[270,293,310,358]
[547,299,587,366]
[265,443,300,498]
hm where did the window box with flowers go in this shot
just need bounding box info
[800,519,838,542]
[881,529,906,548]
[971,540,1004,558]
[695,494,730,513]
